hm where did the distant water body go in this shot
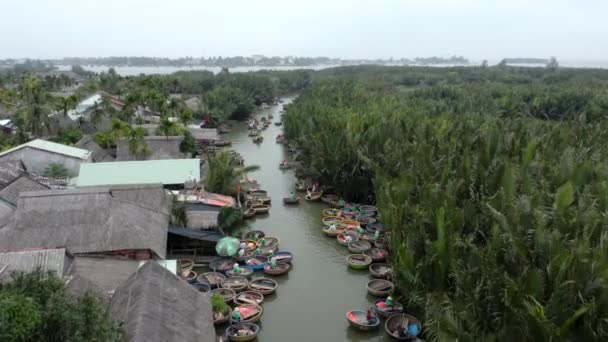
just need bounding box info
[56,60,608,76]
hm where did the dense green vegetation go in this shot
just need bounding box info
[284,65,608,340]
[205,151,259,196]
[0,270,121,342]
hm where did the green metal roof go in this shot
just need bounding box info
[76,159,200,187]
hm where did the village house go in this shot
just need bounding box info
[75,135,115,162]
[116,136,185,161]
[0,174,49,205]
[76,159,200,189]
[0,139,92,176]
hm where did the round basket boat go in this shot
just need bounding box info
[346,254,373,270]
[305,191,323,201]
[366,222,385,233]
[243,208,256,218]
[178,259,195,275]
[210,287,236,304]
[374,239,387,249]
[226,322,260,341]
[242,230,265,241]
[369,263,392,279]
[191,281,212,293]
[247,278,277,295]
[359,204,378,213]
[322,208,340,217]
[214,308,232,326]
[221,276,249,293]
[367,279,394,297]
[254,196,272,205]
[341,207,358,217]
[357,216,377,226]
[346,310,380,331]
[257,237,279,251]
[373,299,404,318]
[337,231,360,246]
[341,219,361,229]
[364,248,389,262]
[348,240,372,254]
[295,183,308,192]
[245,256,268,270]
[273,251,294,264]
[180,270,197,283]
[225,267,254,279]
[385,314,422,341]
[201,274,227,291]
[231,304,264,324]
[234,291,265,306]
[322,216,344,227]
[210,258,233,272]
[263,262,291,276]
[323,226,344,237]
[359,232,376,242]
[329,199,344,208]
[321,194,339,204]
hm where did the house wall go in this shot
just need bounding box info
[0,147,91,176]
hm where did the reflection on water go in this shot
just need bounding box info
[223,97,390,341]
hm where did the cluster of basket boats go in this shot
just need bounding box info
[247,115,274,144]
[313,189,423,340]
[180,230,292,341]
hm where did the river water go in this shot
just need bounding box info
[223,96,388,341]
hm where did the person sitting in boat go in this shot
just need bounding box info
[260,239,267,247]
[373,231,381,241]
[289,191,296,199]
[240,242,247,250]
[366,309,375,324]
[356,226,365,234]
[344,235,353,244]
[328,223,338,232]
[269,256,277,269]
[385,295,394,308]
[238,248,246,258]
[232,263,241,274]
[253,247,262,255]
[281,160,288,166]
[407,322,420,337]
[232,307,242,323]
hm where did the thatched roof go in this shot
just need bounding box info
[0,185,169,258]
[0,160,27,188]
[68,256,141,295]
[116,136,185,161]
[110,262,215,342]
[0,248,69,283]
[0,199,14,227]
[0,175,49,205]
[75,135,114,162]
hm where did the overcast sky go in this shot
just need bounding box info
[1,0,606,61]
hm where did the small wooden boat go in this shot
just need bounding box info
[245,256,268,270]
[191,281,211,292]
[241,240,258,251]
[247,188,267,196]
[295,183,308,192]
[374,299,404,318]
[232,304,263,323]
[278,163,292,170]
[323,226,344,237]
[221,276,249,292]
[346,310,380,331]
[254,196,271,205]
[210,258,233,272]
[374,239,387,249]
[322,208,340,217]
[322,216,343,227]
[283,196,300,205]
[242,230,265,241]
[367,279,394,297]
[369,263,392,279]
[364,248,389,262]
[226,322,260,341]
[347,254,372,270]
[245,200,264,208]
[341,219,361,229]
[305,191,322,201]
[357,215,377,226]
[234,291,264,306]
[178,259,194,276]
[253,135,263,143]
[248,278,277,295]
[210,287,236,303]
[385,314,422,341]
[263,262,290,275]
[273,251,293,264]
[214,308,232,326]
[359,204,378,214]
[201,272,226,288]
[251,204,270,214]
[348,240,372,254]
[225,267,254,278]
[215,140,232,147]
[274,121,282,126]
[321,194,339,204]
[257,237,279,252]
[247,131,258,137]
[337,231,360,246]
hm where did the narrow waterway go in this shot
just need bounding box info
[224,97,387,341]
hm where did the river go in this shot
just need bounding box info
[222,96,388,341]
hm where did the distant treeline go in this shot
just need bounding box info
[502,58,550,64]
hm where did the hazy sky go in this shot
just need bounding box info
[1,0,607,61]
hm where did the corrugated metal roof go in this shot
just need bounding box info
[0,248,68,282]
[0,139,92,160]
[76,159,200,187]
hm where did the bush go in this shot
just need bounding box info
[43,163,69,178]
